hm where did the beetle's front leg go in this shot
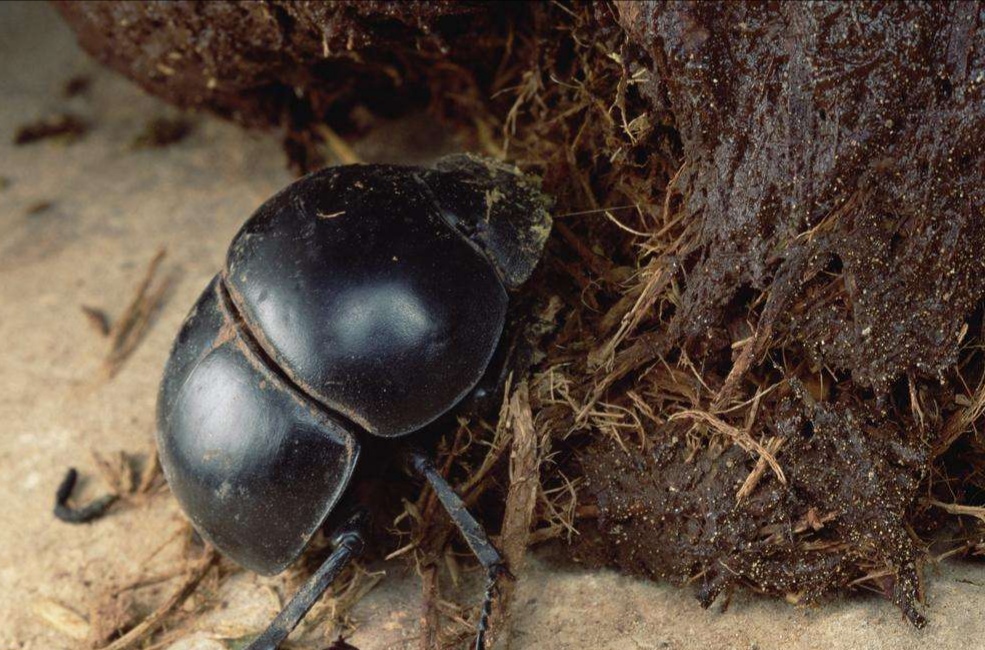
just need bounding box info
[404,447,509,650]
[245,509,368,650]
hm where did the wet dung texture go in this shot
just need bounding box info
[617,1,985,391]
[56,0,985,631]
[581,385,929,626]
[562,1,985,623]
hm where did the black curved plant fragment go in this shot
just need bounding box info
[56,154,553,650]
[53,467,118,524]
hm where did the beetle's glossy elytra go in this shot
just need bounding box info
[225,164,508,437]
[158,278,359,573]
[155,155,552,576]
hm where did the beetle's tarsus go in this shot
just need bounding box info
[474,563,506,650]
[53,468,118,524]
[244,511,367,650]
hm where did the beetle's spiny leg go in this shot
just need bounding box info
[404,448,510,650]
[53,468,118,524]
[405,448,505,570]
[245,511,367,650]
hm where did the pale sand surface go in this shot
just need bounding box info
[1,4,982,650]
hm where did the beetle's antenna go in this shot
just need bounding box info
[405,448,509,650]
[53,468,118,524]
[245,511,367,650]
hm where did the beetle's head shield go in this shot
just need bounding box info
[420,154,553,290]
[156,278,360,575]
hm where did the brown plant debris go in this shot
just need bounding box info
[487,381,549,647]
[25,200,55,215]
[102,247,171,379]
[86,591,138,648]
[33,599,91,641]
[288,563,384,645]
[90,449,135,497]
[420,561,441,650]
[14,113,87,145]
[137,449,161,495]
[130,117,192,149]
[81,305,112,337]
[98,545,218,650]
[315,124,362,166]
[64,74,91,98]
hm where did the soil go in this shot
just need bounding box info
[579,392,928,625]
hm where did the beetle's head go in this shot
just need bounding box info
[420,154,553,290]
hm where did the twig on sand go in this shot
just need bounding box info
[96,546,218,650]
[102,247,171,379]
[137,449,161,495]
[33,600,90,640]
[314,125,361,165]
[81,305,112,337]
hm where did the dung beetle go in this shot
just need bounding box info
[57,155,551,650]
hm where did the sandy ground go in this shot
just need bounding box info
[1,3,983,650]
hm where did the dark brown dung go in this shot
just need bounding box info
[618,1,985,391]
[53,1,512,127]
[567,3,984,623]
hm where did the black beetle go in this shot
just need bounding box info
[56,154,551,650]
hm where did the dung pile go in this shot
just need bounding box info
[57,0,985,632]
[546,2,985,626]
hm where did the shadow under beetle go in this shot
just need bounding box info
[56,154,552,650]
